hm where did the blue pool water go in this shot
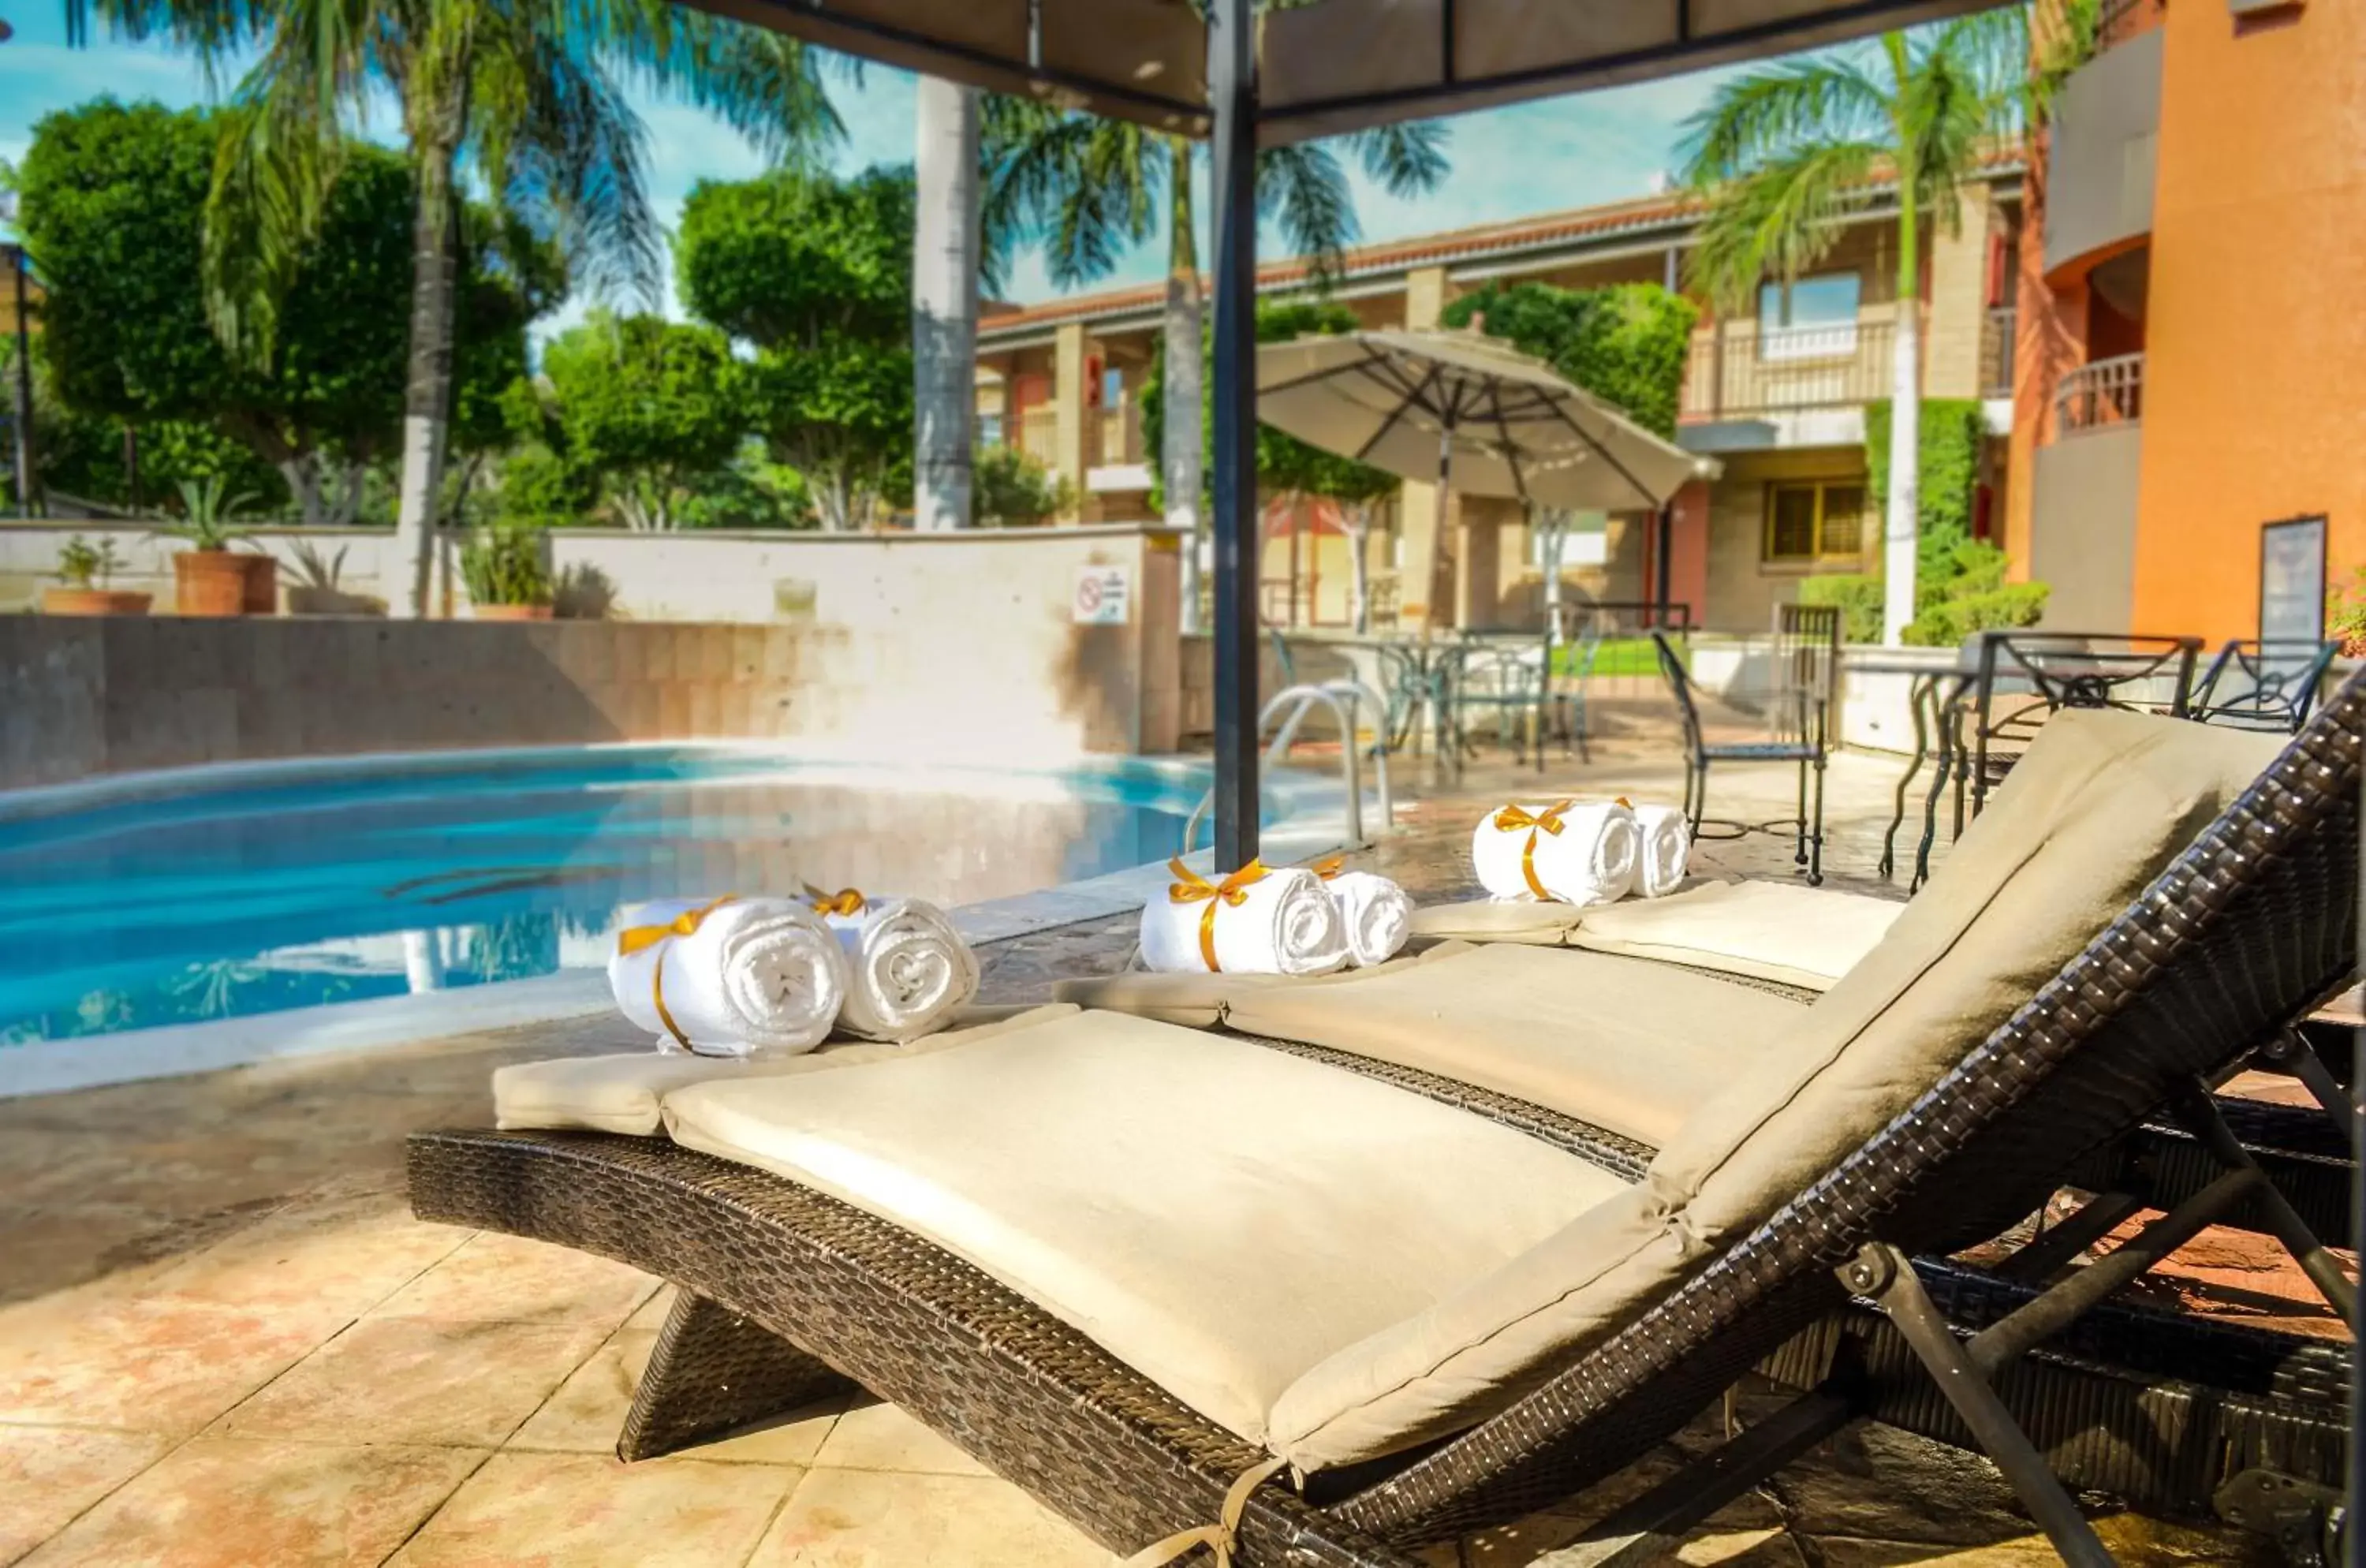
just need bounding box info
[0,747,1209,1043]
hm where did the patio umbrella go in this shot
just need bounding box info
[1256,328,1711,513]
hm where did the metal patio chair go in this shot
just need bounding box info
[1651,627,1829,885]
[2188,637,2340,734]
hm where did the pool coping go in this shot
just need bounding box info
[0,819,1360,1100]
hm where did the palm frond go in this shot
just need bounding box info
[1684,140,1882,314]
[1679,55,1893,185]
[614,13,846,171]
[1342,118,1450,199]
[1256,140,1357,287]
[1901,9,2027,237]
[981,104,1159,291]
[478,32,664,308]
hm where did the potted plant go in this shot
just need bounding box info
[460,521,555,621]
[278,538,381,615]
[40,536,151,616]
[159,476,276,616]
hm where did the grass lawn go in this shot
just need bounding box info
[1554,637,1663,678]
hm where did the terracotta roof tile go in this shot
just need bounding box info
[980,144,2021,337]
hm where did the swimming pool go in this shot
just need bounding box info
[0,746,1228,1045]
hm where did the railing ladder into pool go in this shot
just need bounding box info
[1185,680,1394,854]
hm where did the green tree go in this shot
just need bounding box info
[972,444,1074,527]
[14,99,547,523]
[678,166,916,532]
[73,0,842,615]
[1681,13,2029,643]
[519,310,747,531]
[983,103,1450,629]
[1439,281,1700,440]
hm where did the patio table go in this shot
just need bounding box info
[1849,651,1978,890]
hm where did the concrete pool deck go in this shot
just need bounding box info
[0,711,2311,1566]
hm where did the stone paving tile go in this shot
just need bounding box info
[508,1326,847,1465]
[745,1467,1118,1568]
[807,1397,993,1479]
[386,1450,797,1568]
[215,1316,610,1449]
[146,1193,471,1319]
[0,1294,346,1438]
[0,1424,174,1566]
[367,1232,659,1327]
[12,1436,483,1568]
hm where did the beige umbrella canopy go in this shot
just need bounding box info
[1256,329,1711,512]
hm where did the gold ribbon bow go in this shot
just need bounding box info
[616,894,737,1057]
[804,884,868,919]
[1121,1456,1290,1567]
[1492,799,1574,901]
[1167,857,1272,973]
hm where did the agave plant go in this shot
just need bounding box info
[160,475,259,551]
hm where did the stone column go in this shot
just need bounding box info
[1923,192,1992,401]
[1053,321,1090,521]
[1396,265,1458,629]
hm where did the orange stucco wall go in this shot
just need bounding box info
[2129,0,2366,642]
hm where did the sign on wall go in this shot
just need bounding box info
[2259,516,2327,648]
[1073,564,1132,625]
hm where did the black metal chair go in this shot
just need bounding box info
[1651,628,1828,885]
[1946,632,2205,826]
[2188,638,2340,734]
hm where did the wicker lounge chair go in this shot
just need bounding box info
[410,682,2359,1568]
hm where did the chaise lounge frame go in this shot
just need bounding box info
[410,675,2361,1567]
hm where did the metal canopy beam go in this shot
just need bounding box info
[1207,0,1260,872]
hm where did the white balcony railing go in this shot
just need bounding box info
[2054,353,2144,435]
[1681,317,1896,421]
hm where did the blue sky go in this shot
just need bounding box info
[0,7,1745,334]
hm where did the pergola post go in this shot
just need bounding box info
[1207,0,1260,872]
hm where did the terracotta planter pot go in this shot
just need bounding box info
[470,603,556,622]
[41,587,153,617]
[174,550,275,617]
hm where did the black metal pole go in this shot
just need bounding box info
[8,248,35,518]
[1207,0,1260,872]
[2353,822,2364,1568]
[1654,502,1674,629]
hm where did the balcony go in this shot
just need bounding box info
[1015,406,1060,468]
[2054,353,2143,434]
[2041,24,2160,275]
[1681,316,1898,423]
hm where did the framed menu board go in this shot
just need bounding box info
[2259,516,2327,648]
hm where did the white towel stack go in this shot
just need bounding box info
[1140,862,1349,976]
[1326,870,1413,967]
[1631,804,1692,898]
[818,895,982,1043]
[608,897,849,1058]
[1471,801,1639,906]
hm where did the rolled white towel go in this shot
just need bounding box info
[1141,860,1349,976]
[1632,803,1692,898]
[812,890,982,1043]
[1471,799,1639,905]
[609,895,849,1058]
[1327,870,1413,967]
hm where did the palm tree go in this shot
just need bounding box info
[983,106,1449,629]
[1681,13,2028,644]
[69,0,842,617]
[912,76,981,532]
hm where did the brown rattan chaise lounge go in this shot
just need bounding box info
[410,685,2360,1568]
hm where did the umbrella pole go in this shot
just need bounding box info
[1207,0,1260,872]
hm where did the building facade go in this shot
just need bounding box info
[976,165,2022,636]
[2006,0,2364,645]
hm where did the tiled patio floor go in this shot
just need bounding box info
[0,708,2303,1565]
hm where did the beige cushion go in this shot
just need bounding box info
[494,1004,1077,1136]
[1271,710,2284,1471]
[661,1007,1629,1448]
[1407,898,1594,946]
[1655,709,2283,1237]
[1220,943,1811,1146]
[1567,881,1904,991]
